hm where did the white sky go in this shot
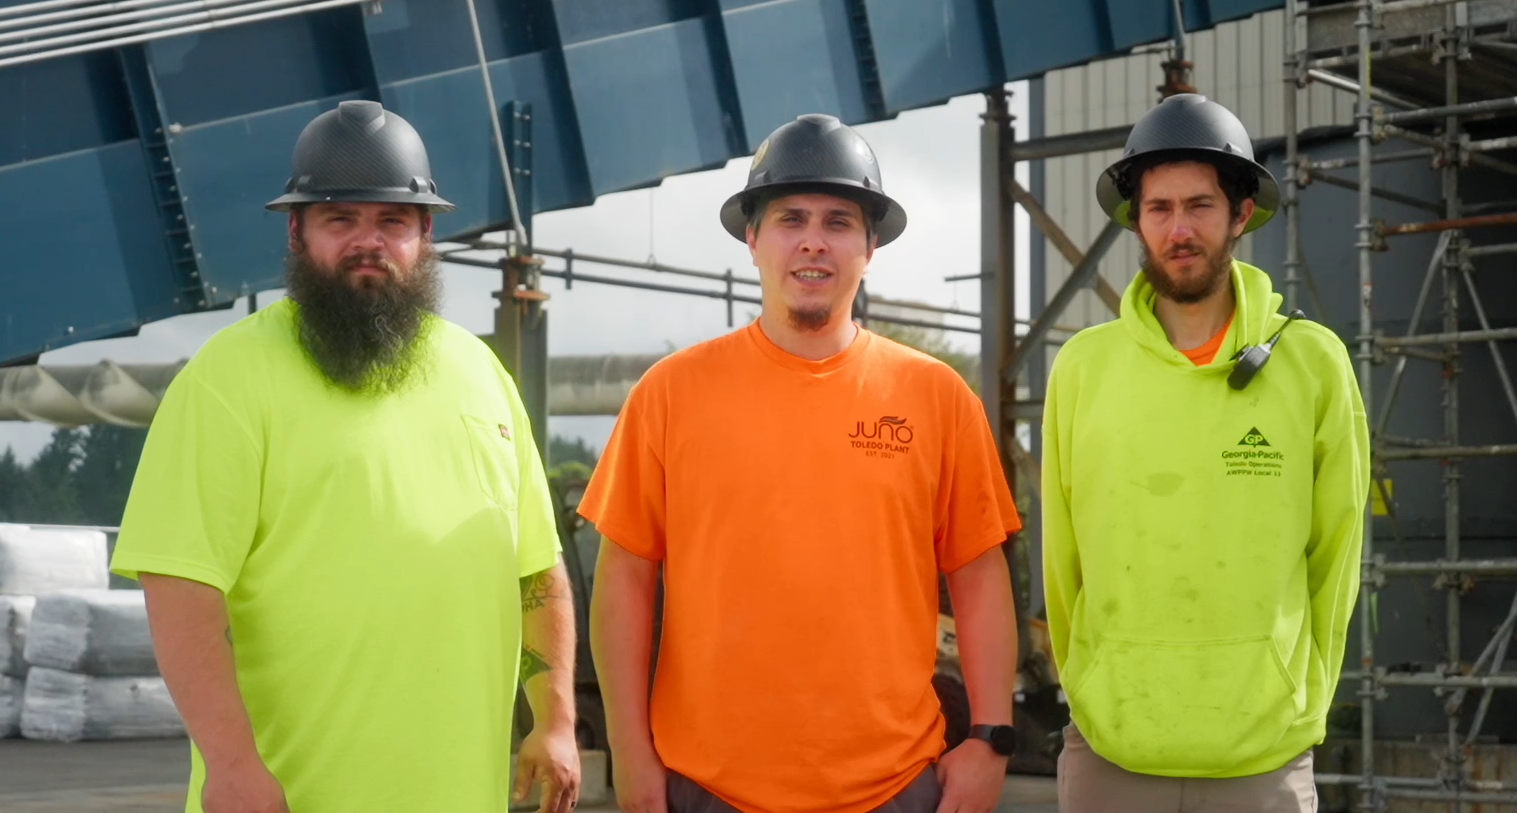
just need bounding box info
[1,86,1032,463]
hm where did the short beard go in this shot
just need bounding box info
[1138,233,1237,305]
[283,243,441,395]
[788,305,832,333]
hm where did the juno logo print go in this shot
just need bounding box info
[849,416,913,459]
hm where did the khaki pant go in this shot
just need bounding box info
[667,764,941,813]
[1058,725,1318,813]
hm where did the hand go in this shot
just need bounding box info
[934,738,1008,813]
[515,726,582,813]
[610,740,668,813]
[201,754,290,813]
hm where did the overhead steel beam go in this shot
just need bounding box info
[1008,178,1124,315]
[1002,219,1125,386]
[1007,125,1132,162]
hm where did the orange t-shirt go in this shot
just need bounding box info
[1180,316,1234,366]
[578,322,1021,813]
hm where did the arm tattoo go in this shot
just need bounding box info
[520,645,551,681]
[520,570,567,613]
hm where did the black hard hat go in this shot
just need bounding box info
[1096,93,1278,234]
[720,114,907,246]
[266,100,455,213]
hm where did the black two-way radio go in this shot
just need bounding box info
[1227,309,1307,391]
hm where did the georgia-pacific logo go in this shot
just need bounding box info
[1238,427,1270,447]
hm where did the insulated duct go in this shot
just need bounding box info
[0,352,665,427]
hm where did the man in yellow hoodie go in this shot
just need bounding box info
[1041,94,1370,812]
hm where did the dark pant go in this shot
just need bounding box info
[667,765,942,813]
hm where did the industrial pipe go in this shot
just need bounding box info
[0,353,668,426]
[1377,211,1517,237]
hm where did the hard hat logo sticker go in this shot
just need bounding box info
[752,138,770,169]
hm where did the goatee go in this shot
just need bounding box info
[283,244,441,394]
[788,305,832,333]
[1138,235,1238,305]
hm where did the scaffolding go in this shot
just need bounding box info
[1283,0,1517,809]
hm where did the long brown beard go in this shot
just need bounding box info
[1138,234,1238,305]
[283,244,441,394]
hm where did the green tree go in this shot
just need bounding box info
[0,447,27,522]
[547,434,600,483]
[73,425,149,526]
[14,428,85,524]
[869,320,980,395]
[0,424,149,527]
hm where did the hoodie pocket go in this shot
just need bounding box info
[1069,635,1298,774]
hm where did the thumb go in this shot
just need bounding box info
[513,760,540,802]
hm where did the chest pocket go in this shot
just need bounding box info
[462,414,520,510]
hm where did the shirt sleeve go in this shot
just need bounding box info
[506,372,564,579]
[576,374,668,561]
[935,378,1023,573]
[1305,339,1370,720]
[109,369,263,594]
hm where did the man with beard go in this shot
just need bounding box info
[1040,93,1370,812]
[110,100,580,813]
[581,114,1022,813]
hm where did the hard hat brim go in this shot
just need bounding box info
[266,188,457,214]
[1097,148,1279,234]
[719,181,907,247]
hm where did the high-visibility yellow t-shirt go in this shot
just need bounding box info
[110,298,561,813]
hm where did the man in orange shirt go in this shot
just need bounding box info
[581,114,1022,813]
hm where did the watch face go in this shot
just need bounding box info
[991,726,1017,755]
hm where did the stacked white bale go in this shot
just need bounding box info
[0,524,109,594]
[20,667,182,741]
[0,524,111,740]
[0,674,20,738]
[24,590,159,676]
[18,589,181,740]
[0,595,34,677]
[0,596,34,738]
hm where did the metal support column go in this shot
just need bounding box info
[1351,3,1379,809]
[489,102,550,465]
[981,88,1016,480]
[979,87,1033,674]
[1435,8,1469,797]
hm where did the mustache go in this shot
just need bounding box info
[1166,243,1205,258]
[339,253,402,277]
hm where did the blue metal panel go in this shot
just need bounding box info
[2,0,1306,363]
[0,53,135,164]
[560,18,740,195]
[1107,0,1181,52]
[719,0,872,149]
[995,0,1110,80]
[551,0,705,45]
[1,143,178,360]
[363,0,558,83]
[863,0,1001,113]
[167,94,367,306]
[382,52,593,226]
[146,9,374,127]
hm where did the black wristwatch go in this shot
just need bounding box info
[967,724,1017,756]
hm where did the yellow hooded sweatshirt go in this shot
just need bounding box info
[1042,260,1370,778]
